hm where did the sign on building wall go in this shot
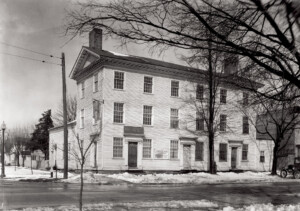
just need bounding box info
[154,149,169,159]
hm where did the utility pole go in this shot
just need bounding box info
[62,52,68,179]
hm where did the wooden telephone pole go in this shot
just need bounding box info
[62,53,68,179]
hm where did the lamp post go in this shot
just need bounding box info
[1,121,6,178]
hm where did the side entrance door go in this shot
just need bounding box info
[231,147,237,169]
[183,145,191,169]
[128,142,138,168]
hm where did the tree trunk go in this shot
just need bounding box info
[271,140,280,175]
[22,155,25,167]
[16,152,20,167]
[207,41,216,174]
[79,164,84,211]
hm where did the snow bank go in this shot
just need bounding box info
[223,203,300,211]
[105,171,289,184]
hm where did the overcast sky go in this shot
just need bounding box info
[0,0,180,129]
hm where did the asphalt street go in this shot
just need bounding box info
[1,180,300,210]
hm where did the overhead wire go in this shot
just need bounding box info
[0,41,61,59]
[0,52,62,66]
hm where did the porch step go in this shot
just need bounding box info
[126,169,145,174]
[229,169,244,173]
[179,169,199,174]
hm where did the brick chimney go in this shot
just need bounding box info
[89,28,102,50]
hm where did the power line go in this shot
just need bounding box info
[0,41,61,59]
[0,52,61,66]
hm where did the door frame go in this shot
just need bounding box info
[183,144,191,169]
[231,147,238,169]
[128,142,138,168]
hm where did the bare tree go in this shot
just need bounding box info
[53,95,77,126]
[238,75,300,175]
[9,126,32,167]
[65,0,300,99]
[69,129,101,211]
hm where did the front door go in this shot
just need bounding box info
[231,147,237,169]
[183,145,191,169]
[128,142,137,168]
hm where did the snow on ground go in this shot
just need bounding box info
[104,171,293,184]
[7,202,300,211]
[2,165,73,181]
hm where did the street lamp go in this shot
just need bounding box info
[1,121,6,178]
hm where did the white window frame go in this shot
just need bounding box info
[170,140,179,159]
[170,108,179,129]
[171,80,179,97]
[143,105,152,125]
[220,89,227,104]
[80,109,84,128]
[114,71,124,90]
[79,81,85,99]
[113,102,124,123]
[93,100,100,124]
[143,139,152,158]
[144,76,153,93]
[220,114,227,132]
[113,137,123,158]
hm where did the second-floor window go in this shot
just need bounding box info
[220,114,227,132]
[196,111,204,131]
[170,140,178,159]
[93,73,98,92]
[170,108,179,128]
[196,85,204,100]
[80,109,84,128]
[171,80,179,97]
[114,71,124,89]
[260,151,265,163]
[220,89,227,104]
[219,143,227,161]
[79,81,85,99]
[93,100,100,122]
[113,103,124,123]
[143,105,152,125]
[144,76,153,93]
[243,116,249,134]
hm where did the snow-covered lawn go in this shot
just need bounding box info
[7,201,300,211]
[2,165,72,181]
[103,171,295,184]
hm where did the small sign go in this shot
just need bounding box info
[124,126,144,137]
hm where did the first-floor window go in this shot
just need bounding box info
[219,143,227,161]
[80,109,84,128]
[195,142,204,161]
[170,140,179,159]
[113,137,123,158]
[260,151,265,163]
[143,139,151,158]
[242,144,248,161]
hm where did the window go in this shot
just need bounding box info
[242,144,248,161]
[243,116,249,134]
[93,100,100,122]
[79,81,85,99]
[93,73,98,92]
[219,143,227,161]
[196,112,204,131]
[220,114,227,132]
[220,89,227,104]
[143,106,152,125]
[171,80,179,97]
[143,139,151,158]
[80,109,84,128]
[113,103,124,123]
[114,71,124,89]
[195,142,204,161]
[144,76,153,93]
[243,92,249,106]
[196,85,204,100]
[260,151,265,163]
[113,137,123,158]
[170,108,179,128]
[170,140,178,159]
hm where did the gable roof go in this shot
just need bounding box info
[70,46,263,89]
